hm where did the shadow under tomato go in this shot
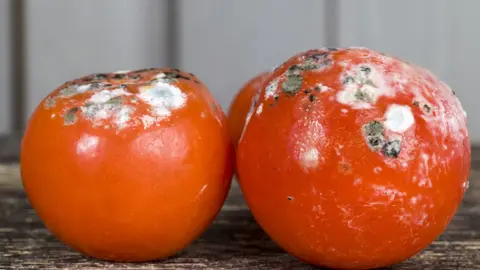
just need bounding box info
[1,188,318,269]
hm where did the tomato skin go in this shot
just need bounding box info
[228,71,270,146]
[237,48,470,269]
[21,69,234,262]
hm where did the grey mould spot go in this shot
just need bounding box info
[279,51,333,97]
[302,56,331,70]
[44,97,56,108]
[57,85,79,98]
[64,107,79,126]
[363,120,401,157]
[287,64,303,75]
[105,96,123,106]
[364,121,384,137]
[364,79,377,88]
[282,74,303,95]
[354,89,372,102]
[81,103,119,120]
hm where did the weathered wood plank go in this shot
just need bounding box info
[1,165,479,269]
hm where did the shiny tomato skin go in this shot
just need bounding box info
[21,69,234,262]
[237,48,470,269]
[228,71,270,146]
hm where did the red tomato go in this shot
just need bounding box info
[21,68,234,262]
[227,71,270,146]
[237,48,470,269]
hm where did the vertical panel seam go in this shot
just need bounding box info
[9,0,26,132]
[324,0,340,48]
[166,0,179,68]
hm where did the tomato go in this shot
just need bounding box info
[236,47,470,269]
[20,68,234,262]
[227,71,270,146]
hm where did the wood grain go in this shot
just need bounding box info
[1,152,479,269]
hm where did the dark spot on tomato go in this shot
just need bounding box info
[413,101,420,107]
[304,89,311,94]
[339,163,351,174]
[382,140,401,158]
[131,74,141,80]
[134,68,156,73]
[360,66,371,75]
[177,74,191,81]
[342,76,355,85]
[368,136,384,149]
[309,95,316,102]
[287,196,294,201]
[112,73,127,79]
[309,52,328,60]
[423,104,431,113]
[92,73,108,80]
[320,59,332,67]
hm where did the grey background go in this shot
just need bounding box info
[1,0,478,144]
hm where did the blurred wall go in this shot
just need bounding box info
[1,0,479,144]
[25,0,169,122]
[178,0,329,108]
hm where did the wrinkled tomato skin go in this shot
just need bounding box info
[228,71,271,147]
[237,48,470,269]
[21,69,234,262]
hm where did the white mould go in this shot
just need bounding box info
[138,82,186,117]
[384,104,415,133]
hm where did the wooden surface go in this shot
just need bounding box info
[1,148,480,269]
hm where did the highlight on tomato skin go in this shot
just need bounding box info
[227,71,271,147]
[236,47,470,269]
[20,68,234,262]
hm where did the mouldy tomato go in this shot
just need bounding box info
[236,47,470,269]
[20,68,234,262]
[227,71,271,147]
